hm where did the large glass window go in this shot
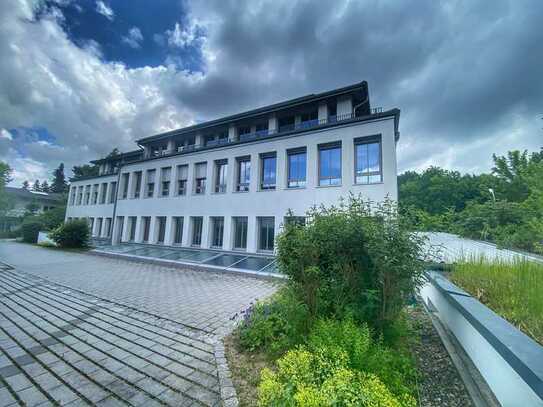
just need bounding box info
[109,182,117,203]
[84,185,91,204]
[69,188,76,205]
[258,217,275,252]
[194,163,207,194]
[146,170,156,198]
[191,217,203,246]
[355,137,382,184]
[215,160,228,193]
[77,186,83,205]
[287,148,307,188]
[156,216,166,243]
[105,218,112,237]
[142,216,151,242]
[160,167,171,197]
[236,157,251,192]
[211,217,224,248]
[233,217,248,250]
[318,142,342,186]
[92,184,99,204]
[121,173,129,199]
[173,217,184,244]
[176,165,188,195]
[96,218,103,237]
[100,183,107,203]
[133,172,142,198]
[260,153,276,190]
[128,217,137,241]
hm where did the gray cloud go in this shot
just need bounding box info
[0,0,541,186]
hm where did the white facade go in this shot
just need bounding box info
[65,82,400,254]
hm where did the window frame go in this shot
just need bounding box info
[257,216,275,252]
[354,135,383,185]
[232,216,248,250]
[318,141,342,187]
[194,162,207,195]
[236,156,251,192]
[260,152,277,190]
[211,216,225,248]
[287,147,307,188]
[191,217,203,246]
[214,159,228,193]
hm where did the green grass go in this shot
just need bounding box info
[451,257,543,345]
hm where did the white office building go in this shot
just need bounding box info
[65,81,400,254]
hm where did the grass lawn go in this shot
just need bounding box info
[450,257,543,345]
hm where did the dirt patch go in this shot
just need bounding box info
[224,331,275,407]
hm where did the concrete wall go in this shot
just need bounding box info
[65,116,398,252]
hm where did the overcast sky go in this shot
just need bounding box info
[0,0,541,186]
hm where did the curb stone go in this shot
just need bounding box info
[214,339,239,407]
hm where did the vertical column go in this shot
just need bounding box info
[134,217,142,243]
[167,139,175,153]
[186,163,195,196]
[164,216,174,246]
[206,161,214,195]
[182,216,191,246]
[337,96,353,117]
[223,216,233,251]
[228,124,238,142]
[275,147,286,190]
[227,158,236,193]
[200,216,210,248]
[268,114,278,133]
[250,154,258,192]
[126,172,134,199]
[307,143,318,188]
[147,217,156,244]
[121,216,130,242]
[246,216,257,253]
[294,115,301,126]
[195,133,203,147]
[274,216,282,253]
[342,138,354,186]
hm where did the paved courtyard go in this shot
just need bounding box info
[0,241,279,406]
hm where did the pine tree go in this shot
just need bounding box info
[51,163,68,193]
[22,180,30,190]
[41,180,50,193]
[32,179,41,192]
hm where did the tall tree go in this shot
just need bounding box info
[41,180,50,193]
[21,180,30,190]
[0,162,13,215]
[32,179,41,192]
[51,163,68,193]
[71,164,99,180]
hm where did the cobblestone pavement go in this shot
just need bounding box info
[0,242,280,406]
[0,242,279,334]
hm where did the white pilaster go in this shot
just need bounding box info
[164,216,174,245]
[200,216,210,248]
[307,143,318,188]
[246,216,257,253]
[223,216,233,251]
[318,102,328,122]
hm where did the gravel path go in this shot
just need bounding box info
[408,304,474,407]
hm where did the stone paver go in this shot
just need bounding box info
[0,242,280,405]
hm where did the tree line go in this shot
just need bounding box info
[20,163,69,194]
[399,148,543,254]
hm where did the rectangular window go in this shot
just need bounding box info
[146,169,156,198]
[142,216,151,242]
[260,153,277,190]
[128,217,137,241]
[233,217,248,250]
[100,183,107,204]
[156,216,166,243]
[89,218,94,236]
[133,172,142,198]
[355,137,382,184]
[70,188,76,205]
[194,162,207,194]
[211,217,224,248]
[96,218,103,237]
[236,157,251,192]
[287,148,307,188]
[160,167,171,197]
[92,184,99,204]
[176,164,188,195]
[214,160,228,193]
[173,217,184,244]
[84,185,91,205]
[121,173,129,199]
[319,142,342,186]
[299,110,318,128]
[109,182,117,204]
[191,217,203,246]
[258,217,275,252]
[77,186,83,205]
[105,218,112,237]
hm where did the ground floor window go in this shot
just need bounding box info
[142,217,151,242]
[211,217,224,248]
[258,217,275,252]
[191,217,203,246]
[116,217,124,242]
[128,217,137,241]
[156,216,166,243]
[89,218,94,235]
[96,218,103,237]
[233,217,248,250]
[105,218,112,237]
[173,217,184,244]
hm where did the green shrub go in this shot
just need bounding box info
[277,195,426,330]
[49,219,89,248]
[239,287,309,355]
[257,345,415,407]
[21,219,43,243]
[0,229,21,239]
[39,206,66,231]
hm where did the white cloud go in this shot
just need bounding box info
[122,27,144,49]
[0,128,13,141]
[95,0,114,21]
[165,21,202,48]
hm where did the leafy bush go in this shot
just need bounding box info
[21,219,43,243]
[39,206,66,231]
[0,229,21,239]
[49,219,89,248]
[239,287,309,355]
[277,195,426,330]
[258,343,416,407]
